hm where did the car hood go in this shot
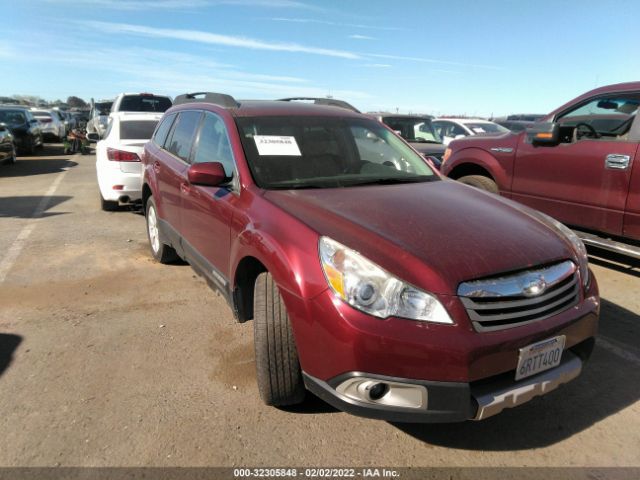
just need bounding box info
[449,131,518,150]
[263,180,575,295]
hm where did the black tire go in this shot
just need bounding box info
[24,138,35,155]
[100,194,119,212]
[145,196,179,264]
[253,272,305,406]
[8,145,16,164]
[458,174,499,194]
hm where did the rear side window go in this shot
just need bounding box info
[165,111,202,162]
[193,112,234,176]
[153,113,176,147]
[120,120,159,140]
[119,95,172,113]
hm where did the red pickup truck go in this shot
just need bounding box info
[441,82,640,258]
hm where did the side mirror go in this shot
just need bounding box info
[527,122,560,146]
[188,162,227,187]
[86,132,101,143]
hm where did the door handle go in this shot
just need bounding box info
[153,161,161,173]
[180,182,190,195]
[605,154,631,170]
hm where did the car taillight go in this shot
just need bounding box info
[39,118,52,123]
[107,148,141,162]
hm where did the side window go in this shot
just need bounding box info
[450,123,467,137]
[192,112,235,176]
[557,94,640,139]
[166,111,202,162]
[153,113,176,147]
[433,122,449,138]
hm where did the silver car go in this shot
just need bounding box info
[31,109,66,142]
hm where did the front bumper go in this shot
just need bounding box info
[303,339,593,423]
[283,269,599,422]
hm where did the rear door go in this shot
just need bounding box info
[154,110,202,243]
[511,93,640,236]
[180,111,238,290]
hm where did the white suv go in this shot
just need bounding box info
[95,112,162,211]
[111,93,172,114]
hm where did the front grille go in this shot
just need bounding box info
[458,260,580,332]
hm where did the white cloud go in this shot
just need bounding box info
[84,21,360,59]
[359,64,391,68]
[270,17,405,31]
[349,34,374,40]
[367,53,502,70]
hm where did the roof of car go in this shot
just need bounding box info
[170,99,364,119]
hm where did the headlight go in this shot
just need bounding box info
[530,212,589,289]
[319,237,453,324]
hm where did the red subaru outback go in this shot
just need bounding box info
[142,92,599,422]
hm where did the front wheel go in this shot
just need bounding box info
[457,175,499,194]
[253,272,305,406]
[145,196,178,264]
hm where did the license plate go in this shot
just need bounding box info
[515,335,565,381]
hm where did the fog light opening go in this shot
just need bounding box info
[367,382,389,401]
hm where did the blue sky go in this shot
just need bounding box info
[2,0,639,116]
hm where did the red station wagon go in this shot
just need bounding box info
[141,92,599,422]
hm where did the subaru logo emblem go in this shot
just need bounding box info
[522,276,547,297]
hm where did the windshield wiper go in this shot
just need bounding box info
[345,176,438,187]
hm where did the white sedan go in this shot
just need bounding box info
[95,112,162,211]
[432,118,510,145]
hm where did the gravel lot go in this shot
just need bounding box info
[1,147,639,470]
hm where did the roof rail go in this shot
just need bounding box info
[278,97,360,113]
[174,92,239,108]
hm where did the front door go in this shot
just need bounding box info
[511,93,640,236]
[180,111,238,291]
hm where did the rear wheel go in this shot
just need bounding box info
[458,175,499,194]
[24,138,35,155]
[253,272,305,406]
[8,145,16,164]
[145,196,178,263]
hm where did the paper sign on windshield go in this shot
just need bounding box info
[472,127,486,133]
[254,135,301,156]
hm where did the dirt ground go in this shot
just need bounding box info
[0,147,639,471]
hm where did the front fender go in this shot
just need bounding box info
[230,216,326,302]
[443,146,514,192]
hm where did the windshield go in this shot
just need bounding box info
[382,116,441,143]
[32,111,52,118]
[236,116,437,190]
[0,110,27,126]
[95,102,113,116]
[119,95,172,113]
[465,122,509,134]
